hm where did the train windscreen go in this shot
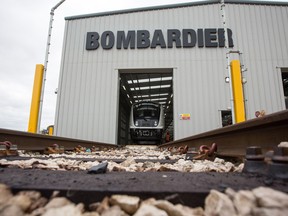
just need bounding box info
[133,102,160,122]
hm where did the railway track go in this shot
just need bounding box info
[0,128,116,151]
[160,109,288,157]
[1,109,287,155]
[1,110,288,215]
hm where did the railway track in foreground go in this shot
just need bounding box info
[160,109,288,157]
[0,110,288,214]
[1,109,287,156]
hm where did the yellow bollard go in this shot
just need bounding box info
[47,125,54,136]
[230,60,246,123]
[28,64,44,133]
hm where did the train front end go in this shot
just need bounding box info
[129,101,164,144]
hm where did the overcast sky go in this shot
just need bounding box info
[0,0,285,132]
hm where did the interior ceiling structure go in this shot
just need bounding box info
[120,71,173,130]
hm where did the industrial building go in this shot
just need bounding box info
[54,0,288,145]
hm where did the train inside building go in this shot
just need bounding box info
[129,101,165,144]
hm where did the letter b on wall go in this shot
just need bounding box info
[86,32,100,50]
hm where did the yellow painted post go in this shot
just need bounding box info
[28,64,44,133]
[47,125,54,136]
[230,60,246,123]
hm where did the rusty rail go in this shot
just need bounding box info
[0,128,116,151]
[1,110,288,155]
[160,110,288,156]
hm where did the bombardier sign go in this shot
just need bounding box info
[86,28,234,50]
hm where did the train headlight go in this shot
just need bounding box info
[154,121,158,126]
[135,121,139,126]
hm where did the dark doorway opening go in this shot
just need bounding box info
[221,110,232,127]
[117,69,174,145]
[281,70,288,109]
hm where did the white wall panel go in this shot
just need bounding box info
[55,2,288,143]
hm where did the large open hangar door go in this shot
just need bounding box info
[117,69,174,145]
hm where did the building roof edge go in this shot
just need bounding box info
[65,0,288,21]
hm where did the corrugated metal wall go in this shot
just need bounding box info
[55,3,288,144]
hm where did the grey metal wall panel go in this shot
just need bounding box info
[225,4,288,118]
[55,3,288,143]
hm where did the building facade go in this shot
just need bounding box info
[54,0,288,144]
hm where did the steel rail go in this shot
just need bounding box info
[0,128,116,151]
[160,110,288,156]
[1,109,287,154]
